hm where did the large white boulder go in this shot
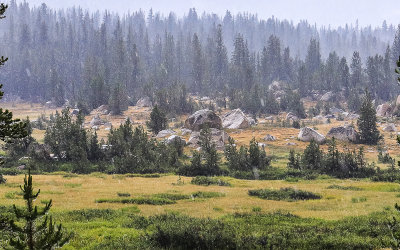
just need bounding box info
[222,109,251,129]
[376,103,392,117]
[327,125,359,142]
[136,96,153,107]
[298,127,326,144]
[286,112,299,121]
[156,129,176,138]
[90,115,104,127]
[165,135,186,145]
[185,109,222,131]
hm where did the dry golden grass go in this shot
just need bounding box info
[1,174,399,220]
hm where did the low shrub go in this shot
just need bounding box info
[95,197,176,205]
[191,191,225,199]
[152,193,189,201]
[326,185,363,191]
[117,192,131,197]
[65,209,119,221]
[191,176,231,186]
[248,187,322,201]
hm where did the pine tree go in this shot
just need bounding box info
[357,89,381,145]
[0,3,28,184]
[198,127,220,176]
[146,105,168,134]
[301,140,323,171]
[7,170,70,249]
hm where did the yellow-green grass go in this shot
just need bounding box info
[1,174,400,220]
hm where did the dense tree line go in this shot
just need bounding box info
[0,2,398,116]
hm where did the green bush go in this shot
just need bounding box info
[191,191,225,199]
[95,197,176,205]
[327,185,363,191]
[117,192,131,197]
[248,187,322,201]
[191,176,231,186]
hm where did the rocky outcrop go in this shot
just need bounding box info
[298,127,326,144]
[327,125,359,142]
[92,105,109,115]
[383,123,397,132]
[136,96,153,107]
[376,103,392,117]
[188,128,229,150]
[90,115,104,127]
[286,112,299,121]
[184,109,222,131]
[264,134,276,141]
[165,135,186,145]
[222,109,251,129]
[156,129,176,138]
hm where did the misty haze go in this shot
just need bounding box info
[0,0,399,249]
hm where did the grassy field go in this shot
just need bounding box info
[2,103,400,248]
[1,174,400,220]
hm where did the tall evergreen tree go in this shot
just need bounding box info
[0,3,28,183]
[146,105,168,135]
[357,90,381,145]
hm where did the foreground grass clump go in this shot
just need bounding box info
[248,187,322,201]
[191,176,231,186]
[326,185,364,191]
[96,191,225,205]
[95,197,176,205]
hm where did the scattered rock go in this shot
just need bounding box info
[298,127,326,144]
[180,128,192,136]
[156,129,176,138]
[71,109,80,115]
[264,134,276,141]
[320,91,334,102]
[222,109,251,129]
[376,103,392,117]
[265,116,274,120]
[383,123,397,132]
[329,107,343,114]
[286,112,299,121]
[92,105,109,115]
[327,125,359,142]
[345,113,360,120]
[165,135,186,145]
[90,115,104,127]
[286,142,297,146]
[184,109,222,131]
[268,81,284,92]
[396,95,400,106]
[136,96,153,107]
[258,143,266,148]
[200,96,210,101]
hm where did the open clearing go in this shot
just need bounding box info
[1,174,400,220]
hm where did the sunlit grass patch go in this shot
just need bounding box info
[64,183,82,188]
